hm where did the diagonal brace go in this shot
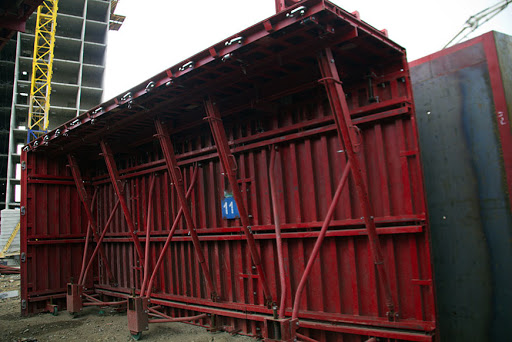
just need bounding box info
[204,98,273,305]
[82,199,121,287]
[154,119,218,300]
[145,166,198,299]
[67,154,115,285]
[77,188,97,285]
[100,141,145,265]
[317,47,396,318]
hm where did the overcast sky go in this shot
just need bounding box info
[102,0,512,101]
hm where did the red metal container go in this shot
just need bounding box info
[20,1,437,340]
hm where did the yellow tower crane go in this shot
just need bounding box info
[26,0,58,143]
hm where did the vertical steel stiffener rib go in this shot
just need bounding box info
[140,175,156,296]
[154,119,217,300]
[204,98,274,305]
[317,48,396,316]
[67,154,115,285]
[99,141,145,264]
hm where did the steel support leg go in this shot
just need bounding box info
[127,296,149,337]
[317,48,396,317]
[66,283,83,314]
[204,97,273,305]
[154,119,217,300]
[67,154,115,285]
[100,141,145,266]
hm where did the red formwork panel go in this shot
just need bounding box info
[20,0,437,340]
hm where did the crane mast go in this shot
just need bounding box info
[444,0,511,48]
[27,0,58,143]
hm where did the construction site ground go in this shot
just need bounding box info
[0,274,254,342]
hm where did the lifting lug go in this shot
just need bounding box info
[286,5,307,18]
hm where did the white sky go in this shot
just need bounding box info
[103,0,512,101]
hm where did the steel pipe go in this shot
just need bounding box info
[296,332,320,342]
[77,188,97,285]
[204,97,273,305]
[83,300,127,307]
[148,313,207,324]
[292,161,351,320]
[100,141,145,264]
[144,166,198,298]
[155,119,217,300]
[317,48,396,316]
[82,199,120,286]
[68,154,115,285]
[269,147,287,318]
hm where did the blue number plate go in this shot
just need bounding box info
[221,197,240,219]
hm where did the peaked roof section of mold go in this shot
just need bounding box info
[24,0,405,156]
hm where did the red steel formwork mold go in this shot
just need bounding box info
[20,1,437,341]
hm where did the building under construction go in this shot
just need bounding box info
[0,0,120,208]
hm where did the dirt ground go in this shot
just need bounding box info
[0,274,255,342]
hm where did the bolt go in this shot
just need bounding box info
[331,59,335,63]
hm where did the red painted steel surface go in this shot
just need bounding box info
[20,1,437,340]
